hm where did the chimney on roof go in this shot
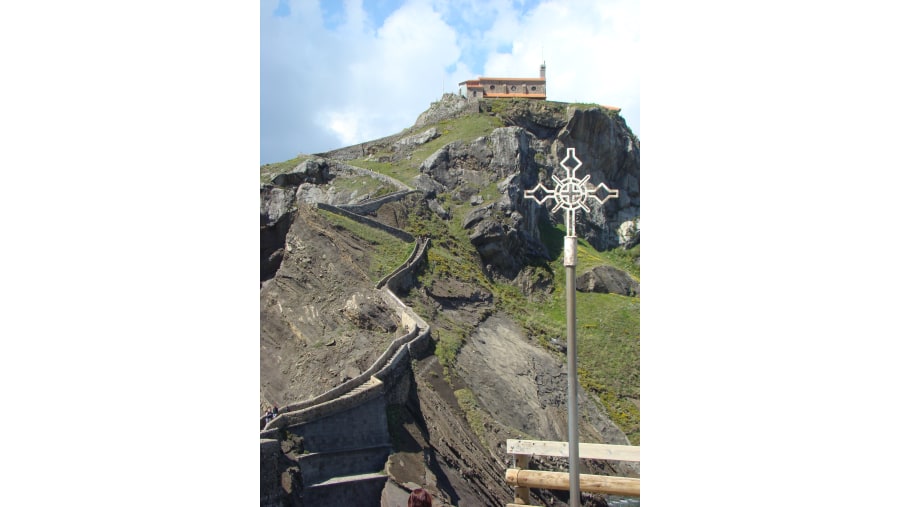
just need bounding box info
[540,62,546,79]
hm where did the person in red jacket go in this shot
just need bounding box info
[408,488,432,507]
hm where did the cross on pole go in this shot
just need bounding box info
[523,147,619,507]
[524,147,619,239]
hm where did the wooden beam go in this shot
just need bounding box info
[506,468,640,497]
[507,439,640,462]
[513,454,530,504]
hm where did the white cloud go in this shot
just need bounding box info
[260,0,639,164]
[481,0,640,130]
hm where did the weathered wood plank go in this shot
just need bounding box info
[513,454,530,504]
[506,439,640,462]
[505,468,640,497]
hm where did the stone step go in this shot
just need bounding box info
[299,444,391,486]
[303,472,388,507]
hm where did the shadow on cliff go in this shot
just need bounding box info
[537,216,564,261]
[405,368,461,506]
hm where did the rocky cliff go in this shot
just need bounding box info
[260,95,640,506]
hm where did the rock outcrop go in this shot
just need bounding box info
[576,266,640,297]
[272,157,331,186]
[414,93,477,127]
[414,98,640,280]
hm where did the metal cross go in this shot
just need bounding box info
[522,147,619,507]
[524,147,619,238]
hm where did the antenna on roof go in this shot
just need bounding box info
[540,45,546,79]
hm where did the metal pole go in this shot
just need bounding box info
[524,147,619,507]
[564,235,580,507]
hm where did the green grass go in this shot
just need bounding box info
[435,330,464,369]
[494,219,641,443]
[346,114,503,187]
[454,388,488,447]
[315,208,416,282]
[346,158,419,187]
[407,196,639,442]
[406,196,492,289]
[329,172,396,200]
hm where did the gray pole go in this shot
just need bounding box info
[564,235,580,507]
[523,147,618,507]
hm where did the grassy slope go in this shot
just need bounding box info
[316,208,416,282]
[494,221,640,444]
[346,114,503,186]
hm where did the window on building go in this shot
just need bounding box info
[511,85,516,91]
[489,85,495,90]
[531,86,536,91]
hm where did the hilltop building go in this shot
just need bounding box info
[459,63,547,100]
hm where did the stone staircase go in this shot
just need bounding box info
[261,194,432,506]
[302,473,388,507]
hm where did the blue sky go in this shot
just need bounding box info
[261,0,639,164]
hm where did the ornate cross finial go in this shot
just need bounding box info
[524,147,619,237]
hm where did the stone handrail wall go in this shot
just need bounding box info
[277,323,420,415]
[263,378,387,435]
[339,190,420,215]
[376,237,428,290]
[261,201,431,433]
[331,162,412,191]
[315,202,414,242]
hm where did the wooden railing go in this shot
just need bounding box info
[505,439,640,506]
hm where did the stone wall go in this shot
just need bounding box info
[332,162,411,191]
[315,202,414,242]
[261,195,434,505]
[376,238,429,293]
[477,78,546,97]
[339,190,419,216]
[260,439,283,506]
[287,393,391,453]
[298,445,392,486]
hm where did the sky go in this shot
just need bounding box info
[260,0,639,165]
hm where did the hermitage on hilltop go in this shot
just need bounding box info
[459,63,547,100]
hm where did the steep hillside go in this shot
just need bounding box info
[260,95,640,506]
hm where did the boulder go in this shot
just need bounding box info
[414,93,473,127]
[411,174,445,199]
[394,127,440,148]
[272,157,330,186]
[576,265,640,297]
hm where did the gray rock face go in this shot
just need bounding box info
[272,157,330,186]
[394,127,440,148]
[415,101,638,280]
[456,314,633,446]
[414,93,474,127]
[411,174,445,199]
[260,185,297,281]
[260,185,296,226]
[555,108,640,251]
[576,265,640,297]
[488,98,568,139]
